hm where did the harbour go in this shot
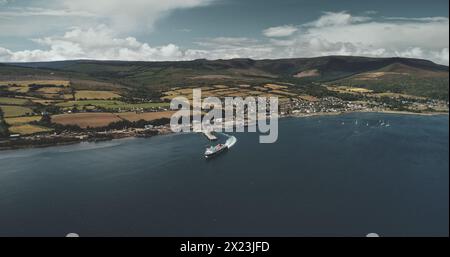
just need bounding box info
[0,113,448,236]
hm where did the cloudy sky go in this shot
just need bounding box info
[0,0,448,64]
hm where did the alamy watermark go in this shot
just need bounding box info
[169,89,279,143]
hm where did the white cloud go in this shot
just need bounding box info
[384,16,449,22]
[312,11,371,27]
[258,11,449,65]
[190,37,273,59]
[0,25,185,62]
[185,47,273,60]
[62,0,213,32]
[263,25,298,37]
[0,7,95,17]
[288,12,449,64]
[0,47,13,60]
[0,0,13,6]
[0,11,448,65]
[0,28,273,62]
[0,0,214,37]
[196,37,259,48]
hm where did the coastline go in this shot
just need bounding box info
[363,110,449,116]
[288,110,449,119]
[1,110,448,152]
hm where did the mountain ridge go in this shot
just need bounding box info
[1,55,448,99]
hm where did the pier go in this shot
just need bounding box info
[202,131,218,141]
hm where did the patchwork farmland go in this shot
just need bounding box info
[0,80,175,136]
[0,77,310,136]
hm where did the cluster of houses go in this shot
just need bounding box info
[279,97,367,115]
[278,96,449,115]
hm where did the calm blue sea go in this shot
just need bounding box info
[0,113,448,236]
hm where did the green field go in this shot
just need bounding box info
[56,100,170,111]
[4,116,42,126]
[0,97,30,105]
[75,90,121,100]
[8,124,53,135]
[0,105,34,118]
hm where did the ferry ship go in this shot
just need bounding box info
[204,143,228,158]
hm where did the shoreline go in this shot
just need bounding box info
[1,110,448,152]
[287,110,449,119]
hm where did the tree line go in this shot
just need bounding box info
[0,107,10,138]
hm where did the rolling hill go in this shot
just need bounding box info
[1,56,449,99]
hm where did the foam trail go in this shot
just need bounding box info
[220,133,237,148]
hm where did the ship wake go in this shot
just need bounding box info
[222,133,237,148]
